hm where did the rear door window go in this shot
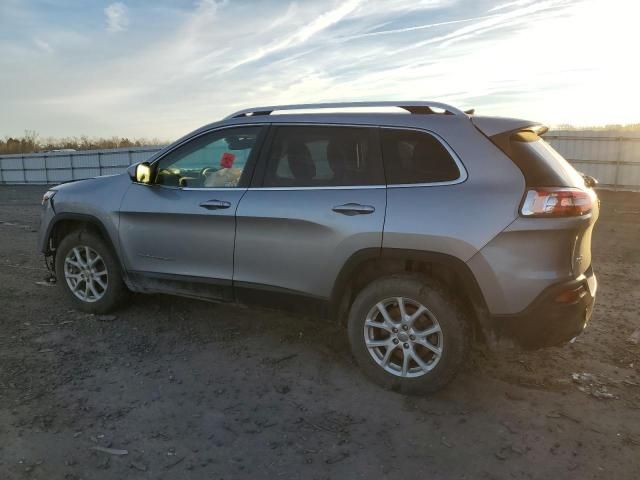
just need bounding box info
[263,126,384,187]
[381,128,462,185]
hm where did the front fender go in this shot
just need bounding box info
[37,174,131,262]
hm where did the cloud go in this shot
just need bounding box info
[1,0,638,138]
[33,37,53,53]
[224,0,363,71]
[195,0,228,14]
[489,0,538,12]
[344,15,499,40]
[104,2,129,33]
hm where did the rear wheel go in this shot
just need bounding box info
[55,230,127,314]
[347,275,469,394]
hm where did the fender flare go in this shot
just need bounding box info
[330,247,491,334]
[43,213,123,268]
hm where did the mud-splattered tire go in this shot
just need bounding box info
[348,274,469,394]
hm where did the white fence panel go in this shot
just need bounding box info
[544,130,640,189]
[0,147,162,185]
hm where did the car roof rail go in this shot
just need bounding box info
[224,101,469,119]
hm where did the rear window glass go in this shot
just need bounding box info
[381,129,461,185]
[509,131,584,187]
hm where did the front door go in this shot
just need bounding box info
[118,125,266,299]
[234,125,386,301]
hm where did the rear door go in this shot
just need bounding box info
[118,125,266,299]
[234,124,386,301]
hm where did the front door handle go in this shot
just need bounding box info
[199,199,231,210]
[332,203,376,216]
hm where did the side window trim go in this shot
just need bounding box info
[380,126,468,188]
[149,123,269,190]
[251,123,385,190]
[249,124,276,189]
[146,123,466,190]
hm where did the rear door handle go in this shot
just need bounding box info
[332,203,376,215]
[199,199,231,210]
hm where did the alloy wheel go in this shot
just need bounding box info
[363,296,443,378]
[63,246,108,303]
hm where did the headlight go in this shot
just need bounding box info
[42,190,56,206]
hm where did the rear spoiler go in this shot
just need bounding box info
[471,115,548,137]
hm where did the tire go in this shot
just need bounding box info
[55,230,128,314]
[347,274,469,394]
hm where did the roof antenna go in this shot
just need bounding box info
[464,109,475,115]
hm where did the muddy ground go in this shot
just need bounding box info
[0,185,638,479]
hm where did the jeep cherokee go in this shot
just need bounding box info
[38,101,599,393]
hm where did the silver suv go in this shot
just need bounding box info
[38,102,599,393]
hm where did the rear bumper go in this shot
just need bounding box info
[488,268,597,349]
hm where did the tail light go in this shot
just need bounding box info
[521,187,595,217]
[554,284,588,304]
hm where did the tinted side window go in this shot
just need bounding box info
[506,131,585,188]
[381,129,461,184]
[263,126,383,187]
[154,126,263,188]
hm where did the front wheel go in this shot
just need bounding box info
[347,275,469,394]
[55,230,127,314]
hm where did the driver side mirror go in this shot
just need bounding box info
[128,162,152,184]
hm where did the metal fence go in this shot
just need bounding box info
[0,146,163,184]
[1,131,639,189]
[544,131,640,190]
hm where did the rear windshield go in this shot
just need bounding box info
[494,130,585,187]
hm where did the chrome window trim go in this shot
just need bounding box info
[177,186,385,191]
[147,183,453,192]
[248,185,386,191]
[380,126,468,188]
[257,123,466,190]
[149,122,467,191]
[177,187,247,192]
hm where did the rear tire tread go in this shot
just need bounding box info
[347,273,469,394]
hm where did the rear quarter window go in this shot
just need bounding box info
[494,130,585,188]
[381,129,462,185]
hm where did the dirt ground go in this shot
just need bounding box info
[0,185,638,480]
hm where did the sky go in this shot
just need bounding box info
[0,0,638,140]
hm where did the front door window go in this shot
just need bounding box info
[154,127,263,188]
